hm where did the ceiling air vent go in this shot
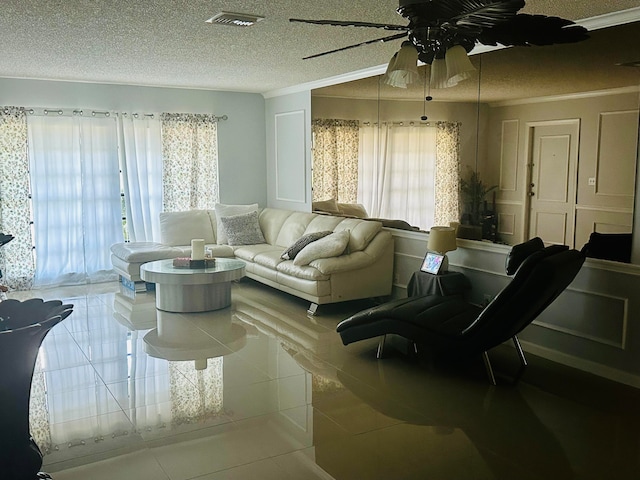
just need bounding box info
[205,11,264,27]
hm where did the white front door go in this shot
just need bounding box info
[527,120,580,247]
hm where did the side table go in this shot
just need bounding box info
[407,270,471,298]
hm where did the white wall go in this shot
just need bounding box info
[265,91,312,211]
[0,78,268,206]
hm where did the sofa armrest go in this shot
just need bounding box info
[310,231,392,274]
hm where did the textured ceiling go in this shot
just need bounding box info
[0,0,639,94]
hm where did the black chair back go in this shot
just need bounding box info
[460,246,585,355]
[581,231,632,263]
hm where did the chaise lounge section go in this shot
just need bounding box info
[111,207,394,311]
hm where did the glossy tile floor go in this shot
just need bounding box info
[8,279,640,480]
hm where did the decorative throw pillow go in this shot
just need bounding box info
[281,231,332,260]
[312,198,340,215]
[215,203,259,244]
[293,230,350,266]
[219,210,266,246]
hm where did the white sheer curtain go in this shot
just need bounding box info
[118,114,163,242]
[358,123,437,230]
[27,115,122,287]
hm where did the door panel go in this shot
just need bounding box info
[532,212,567,245]
[528,121,579,247]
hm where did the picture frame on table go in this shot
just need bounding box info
[420,252,445,275]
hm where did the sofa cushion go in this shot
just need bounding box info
[234,244,279,262]
[253,250,287,270]
[215,203,259,245]
[110,242,181,262]
[277,261,330,281]
[304,215,344,234]
[281,231,332,260]
[334,218,382,252]
[160,210,215,246]
[220,210,266,246]
[258,208,295,245]
[205,244,235,258]
[294,230,350,266]
[274,212,317,248]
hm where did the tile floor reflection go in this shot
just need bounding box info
[8,279,640,479]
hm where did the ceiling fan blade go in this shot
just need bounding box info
[398,0,524,28]
[447,0,526,28]
[477,14,589,47]
[290,18,408,31]
[302,33,407,60]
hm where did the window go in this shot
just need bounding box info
[27,115,123,286]
[359,122,437,230]
[312,119,460,231]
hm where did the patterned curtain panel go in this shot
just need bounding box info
[161,113,220,212]
[434,122,461,226]
[312,119,359,203]
[0,107,35,290]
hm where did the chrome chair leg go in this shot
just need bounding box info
[376,335,387,359]
[512,335,528,367]
[482,351,497,386]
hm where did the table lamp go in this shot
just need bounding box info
[427,226,458,272]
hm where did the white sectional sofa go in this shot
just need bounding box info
[110,207,394,310]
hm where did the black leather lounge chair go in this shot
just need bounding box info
[336,238,585,384]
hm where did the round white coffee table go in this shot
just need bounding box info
[140,258,245,312]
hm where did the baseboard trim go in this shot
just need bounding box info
[519,339,640,388]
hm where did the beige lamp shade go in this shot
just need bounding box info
[428,226,458,254]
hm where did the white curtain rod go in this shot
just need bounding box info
[362,120,436,126]
[3,107,228,121]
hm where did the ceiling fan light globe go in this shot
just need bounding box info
[430,57,448,89]
[383,42,419,88]
[384,72,410,88]
[383,53,404,87]
[445,45,476,87]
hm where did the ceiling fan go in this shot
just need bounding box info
[290,0,589,88]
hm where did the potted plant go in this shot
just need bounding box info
[459,167,497,239]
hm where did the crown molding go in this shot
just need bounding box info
[489,86,640,108]
[577,6,640,30]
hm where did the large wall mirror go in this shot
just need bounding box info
[311,21,640,264]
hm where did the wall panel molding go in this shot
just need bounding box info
[497,213,516,235]
[534,288,627,349]
[274,110,306,203]
[595,109,639,198]
[499,119,519,191]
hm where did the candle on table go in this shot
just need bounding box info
[191,239,205,260]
